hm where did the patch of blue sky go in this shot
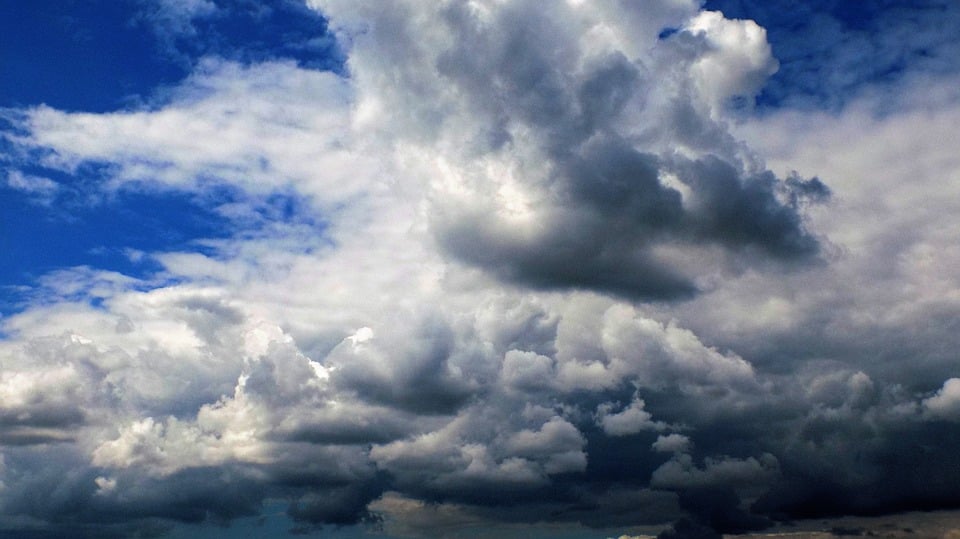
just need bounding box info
[0,162,326,315]
[0,0,182,113]
[0,0,342,113]
[704,0,960,111]
[161,0,344,73]
[1,176,186,306]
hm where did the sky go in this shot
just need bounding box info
[1,1,960,538]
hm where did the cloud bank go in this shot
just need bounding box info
[2,1,960,538]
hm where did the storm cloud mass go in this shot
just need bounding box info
[2,0,960,538]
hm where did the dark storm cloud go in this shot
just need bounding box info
[0,407,84,430]
[754,419,960,519]
[287,482,385,526]
[442,145,826,301]
[90,468,265,524]
[438,209,700,302]
[0,403,83,446]
[0,439,383,533]
[278,413,412,445]
[0,448,260,526]
[670,156,821,258]
[613,370,960,533]
[0,430,75,446]
[676,486,772,534]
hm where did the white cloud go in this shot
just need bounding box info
[924,378,960,421]
[0,0,797,527]
[19,60,367,213]
[4,170,58,203]
[2,0,960,536]
[685,11,779,114]
[651,434,691,454]
[665,76,960,387]
[596,398,665,436]
[155,0,216,19]
[91,416,248,476]
[94,475,117,495]
[501,350,556,391]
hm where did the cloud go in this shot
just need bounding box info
[309,0,825,302]
[657,518,721,539]
[1,1,960,538]
[4,170,58,204]
[924,378,960,421]
[685,10,779,113]
[596,397,666,436]
[652,434,692,454]
[14,60,358,202]
[706,0,960,111]
[650,453,780,490]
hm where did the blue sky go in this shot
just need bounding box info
[2,0,948,313]
[0,0,338,315]
[3,1,960,538]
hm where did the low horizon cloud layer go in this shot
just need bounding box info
[2,1,960,538]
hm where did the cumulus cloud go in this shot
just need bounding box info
[307,0,825,302]
[652,434,691,454]
[924,378,960,421]
[685,10,779,113]
[1,0,960,538]
[596,397,665,436]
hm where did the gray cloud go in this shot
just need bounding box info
[407,0,826,300]
[1,0,959,538]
